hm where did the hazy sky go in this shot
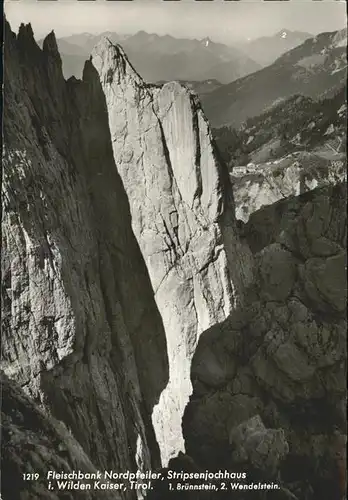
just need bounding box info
[4,0,347,44]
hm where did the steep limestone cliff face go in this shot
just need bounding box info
[91,39,253,465]
[2,22,169,496]
[2,21,346,500]
[2,23,252,477]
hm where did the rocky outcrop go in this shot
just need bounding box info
[2,22,170,498]
[3,21,253,476]
[229,415,289,477]
[90,38,253,465]
[231,152,346,222]
[183,182,347,499]
[1,370,121,500]
[2,20,346,500]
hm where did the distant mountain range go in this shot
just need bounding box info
[36,27,346,131]
[122,32,261,84]
[240,29,313,66]
[58,31,130,54]
[39,31,261,84]
[51,29,315,83]
[201,28,347,129]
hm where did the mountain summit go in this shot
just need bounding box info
[242,28,313,66]
[202,28,347,128]
[90,35,252,465]
[201,36,212,47]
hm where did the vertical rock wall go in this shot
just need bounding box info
[2,23,169,495]
[3,23,345,500]
[91,39,253,465]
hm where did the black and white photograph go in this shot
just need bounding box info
[1,0,347,499]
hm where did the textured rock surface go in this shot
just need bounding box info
[184,183,347,499]
[1,371,121,500]
[230,152,346,222]
[91,38,253,465]
[229,415,289,477]
[2,22,169,498]
[2,22,253,476]
[2,21,346,500]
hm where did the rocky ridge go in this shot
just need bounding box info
[202,28,347,129]
[40,31,261,84]
[2,21,347,500]
[230,151,346,222]
[2,20,252,477]
[182,182,347,500]
[1,371,122,500]
[2,22,169,499]
[213,88,347,169]
[241,29,313,67]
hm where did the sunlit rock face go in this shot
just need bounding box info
[2,23,253,474]
[91,38,253,465]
